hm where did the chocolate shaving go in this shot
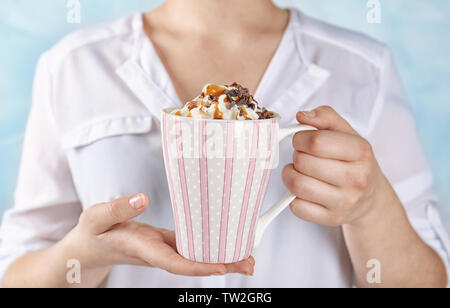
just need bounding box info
[225,101,235,110]
[257,108,275,119]
[225,83,253,107]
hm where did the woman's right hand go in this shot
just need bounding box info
[60,193,255,277]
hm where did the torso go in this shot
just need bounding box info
[36,8,389,287]
[143,8,290,103]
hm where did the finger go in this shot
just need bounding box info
[290,198,339,226]
[160,232,254,276]
[293,151,349,187]
[224,257,255,276]
[282,164,340,209]
[297,106,358,135]
[160,229,178,249]
[292,130,369,161]
[162,252,230,277]
[248,256,256,266]
[81,193,149,234]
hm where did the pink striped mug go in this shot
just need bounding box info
[161,108,315,264]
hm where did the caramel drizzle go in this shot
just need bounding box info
[239,106,252,120]
[203,84,226,98]
[187,101,199,111]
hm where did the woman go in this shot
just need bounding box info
[1,0,449,287]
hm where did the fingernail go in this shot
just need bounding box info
[301,110,316,118]
[129,194,145,210]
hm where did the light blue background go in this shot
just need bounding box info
[0,1,449,232]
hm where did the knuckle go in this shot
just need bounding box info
[282,164,292,179]
[282,165,294,190]
[344,193,361,208]
[106,202,121,221]
[318,105,335,114]
[293,151,304,170]
[286,177,298,195]
[308,133,323,153]
[358,140,374,160]
[284,172,301,195]
[318,105,336,122]
[292,133,300,149]
[291,177,306,196]
[290,199,310,222]
[348,169,370,189]
[358,171,370,189]
[338,193,354,209]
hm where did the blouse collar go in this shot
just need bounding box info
[116,8,330,124]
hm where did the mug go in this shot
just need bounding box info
[161,108,315,264]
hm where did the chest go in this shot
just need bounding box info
[145,30,285,103]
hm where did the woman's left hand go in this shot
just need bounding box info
[282,106,395,228]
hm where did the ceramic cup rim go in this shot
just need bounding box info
[162,107,281,123]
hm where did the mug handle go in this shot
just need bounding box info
[253,124,317,248]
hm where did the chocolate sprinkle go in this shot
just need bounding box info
[256,108,274,119]
[224,83,253,107]
[221,82,275,119]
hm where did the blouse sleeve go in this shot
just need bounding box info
[368,49,450,286]
[0,53,82,286]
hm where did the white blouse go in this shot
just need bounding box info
[1,8,449,288]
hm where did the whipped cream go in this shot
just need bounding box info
[171,83,274,120]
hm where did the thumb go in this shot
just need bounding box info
[81,193,149,234]
[297,105,358,135]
